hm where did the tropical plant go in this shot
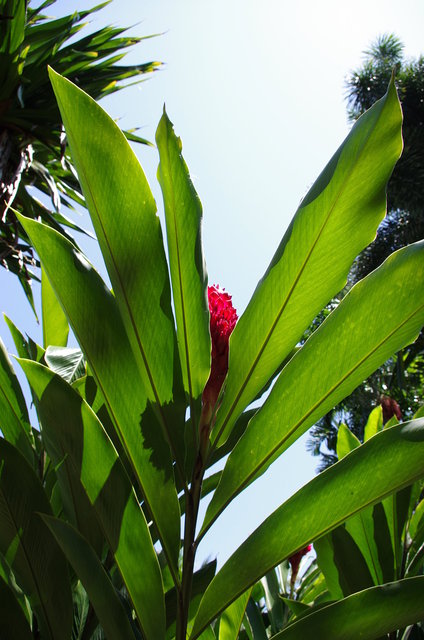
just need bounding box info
[312,405,424,640]
[308,34,424,469]
[0,0,160,312]
[1,68,424,639]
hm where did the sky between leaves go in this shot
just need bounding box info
[1,0,423,567]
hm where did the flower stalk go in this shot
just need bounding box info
[176,285,237,639]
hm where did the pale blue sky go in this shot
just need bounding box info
[1,0,423,567]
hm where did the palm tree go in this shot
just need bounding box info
[0,0,161,311]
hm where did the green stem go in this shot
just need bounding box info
[176,451,205,639]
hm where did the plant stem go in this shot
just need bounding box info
[176,452,204,640]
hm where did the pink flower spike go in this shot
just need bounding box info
[202,284,238,409]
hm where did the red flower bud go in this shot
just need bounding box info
[288,545,312,591]
[288,545,312,574]
[380,395,402,423]
[202,285,237,408]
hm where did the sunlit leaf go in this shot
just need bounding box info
[204,241,424,533]
[273,577,424,640]
[18,214,181,581]
[191,419,424,637]
[212,80,402,448]
[156,109,210,422]
[19,358,166,640]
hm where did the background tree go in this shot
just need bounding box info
[0,0,161,312]
[308,34,424,470]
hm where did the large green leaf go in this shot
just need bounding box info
[18,214,181,580]
[41,265,69,348]
[0,573,32,640]
[48,69,185,471]
[273,577,424,640]
[203,241,424,533]
[156,109,210,422]
[0,438,72,639]
[211,79,402,447]
[19,359,166,640]
[0,337,33,464]
[336,423,386,585]
[42,516,137,640]
[218,588,251,640]
[190,419,424,637]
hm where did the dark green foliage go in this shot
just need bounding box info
[0,0,161,310]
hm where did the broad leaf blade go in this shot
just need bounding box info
[212,79,402,447]
[0,438,73,640]
[41,264,69,348]
[204,241,424,533]
[156,110,210,412]
[273,577,424,640]
[0,338,33,464]
[18,214,181,580]
[45,346,85,383]
[219,588,252,640]
[42,516,137,640]
[0,574,32,640]
[20,359,166,640]
[191,419,424,637]
[48,69,184,468]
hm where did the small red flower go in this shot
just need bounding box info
[288,545,312,573]
[202,285,238,408]
[288,545,312,591]
[380,395,402,423]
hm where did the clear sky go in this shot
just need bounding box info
[1,0,423,567]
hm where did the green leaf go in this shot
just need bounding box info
[409,497,424,540]
[48,69,185,472]
[18,214,181,581]
[0,338,33,464]
[245,599,268,640]
[19,359,166,640]
[280,597,311,618]
[314,536,344,600]
[42,516,137,640]
[336,423,360,460]
[41,265,69,347]
[326,527,374,596]
[364,405,383,441]
[45,346,85,383]
[211,79,402,447]
[0,573,32,640]
[190,419,424,637]
[0,438,73,640]
[203,241,424,533]
[261,569,285,633]
[372,502,395,583]
[219,588,252,640]
[156,109,210,417]
[272,578,424,640]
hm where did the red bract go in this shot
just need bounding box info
[288,544,312,591]
[288,545,312,573]
[202,285,237,408]
[380,395,402,422]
